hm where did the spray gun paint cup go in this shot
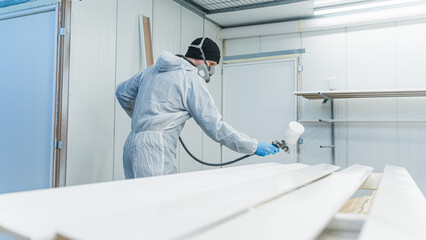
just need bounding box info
[284,121,305,144]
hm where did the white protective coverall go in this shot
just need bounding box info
[116,51,257,179]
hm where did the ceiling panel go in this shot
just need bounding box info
[175,0,382,27]
[206,0,313,27]
[185,0,307,13]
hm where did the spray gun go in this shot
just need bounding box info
[271,121,305,154]
[272,140,290,153]
[179,121,305,167]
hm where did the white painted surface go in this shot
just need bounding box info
[222,59,297,166]
[317,213,367,240]
[67,0,117,185]
[191,164,372,240]
[359,165,426,240]
[0,163,307,239]
[56,164,338,240]
[223,18,426,194]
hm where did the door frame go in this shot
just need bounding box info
[53,0,71,187]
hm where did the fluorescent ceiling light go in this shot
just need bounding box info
[314,0,364,7]
[221,2,426,39]
[314,0,421,15]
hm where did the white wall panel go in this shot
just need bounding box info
[224,19,426,194]
[113,0,153,180]
[152,0,181,62]
[299,30,348,165]
[346,23,398,171]
[202,20,223,170]
[178,7,204,173]
[224,36,260,56]
[395,19,426,193]
[67,0,117,185]
[260,33,301,52]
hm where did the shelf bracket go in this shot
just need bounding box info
[318,92,331,104]
[319,119,332,124]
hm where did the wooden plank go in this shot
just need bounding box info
[359,165,426,240]
[0,163,305,239]
[54,164,339,240]
[360,173,382,190]
[189,165,373,240]
[142,15,153,67]
[339,191,376,215]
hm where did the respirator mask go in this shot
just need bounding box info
[189,37,215,83]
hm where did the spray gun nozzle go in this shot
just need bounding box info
[272,140,290,154]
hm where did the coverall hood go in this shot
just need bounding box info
[156,51,195,72]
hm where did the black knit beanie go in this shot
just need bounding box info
[185,37,221,64]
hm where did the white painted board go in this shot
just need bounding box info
[359,165,426,240]
[0,163,305,240]
[191,164,373,240]
[55,164,338,240]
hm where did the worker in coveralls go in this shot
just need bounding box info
[116,37,279,179]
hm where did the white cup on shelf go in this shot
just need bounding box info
[327,77,337,91]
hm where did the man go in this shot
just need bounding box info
[116,37,279,179]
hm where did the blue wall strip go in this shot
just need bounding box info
[0,0,31,8]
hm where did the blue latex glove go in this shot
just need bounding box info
[255,142,280,157]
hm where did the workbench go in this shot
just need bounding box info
[0,162,424,240]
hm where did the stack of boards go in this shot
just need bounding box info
[0,162,424,240]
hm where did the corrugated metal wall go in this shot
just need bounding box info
[66,0,223,184]
[224,19,426,194]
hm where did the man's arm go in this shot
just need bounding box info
[185,75,257,155]
[116,72,142,118]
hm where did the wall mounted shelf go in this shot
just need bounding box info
[294,88,426,165]
[295,88,426,100]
